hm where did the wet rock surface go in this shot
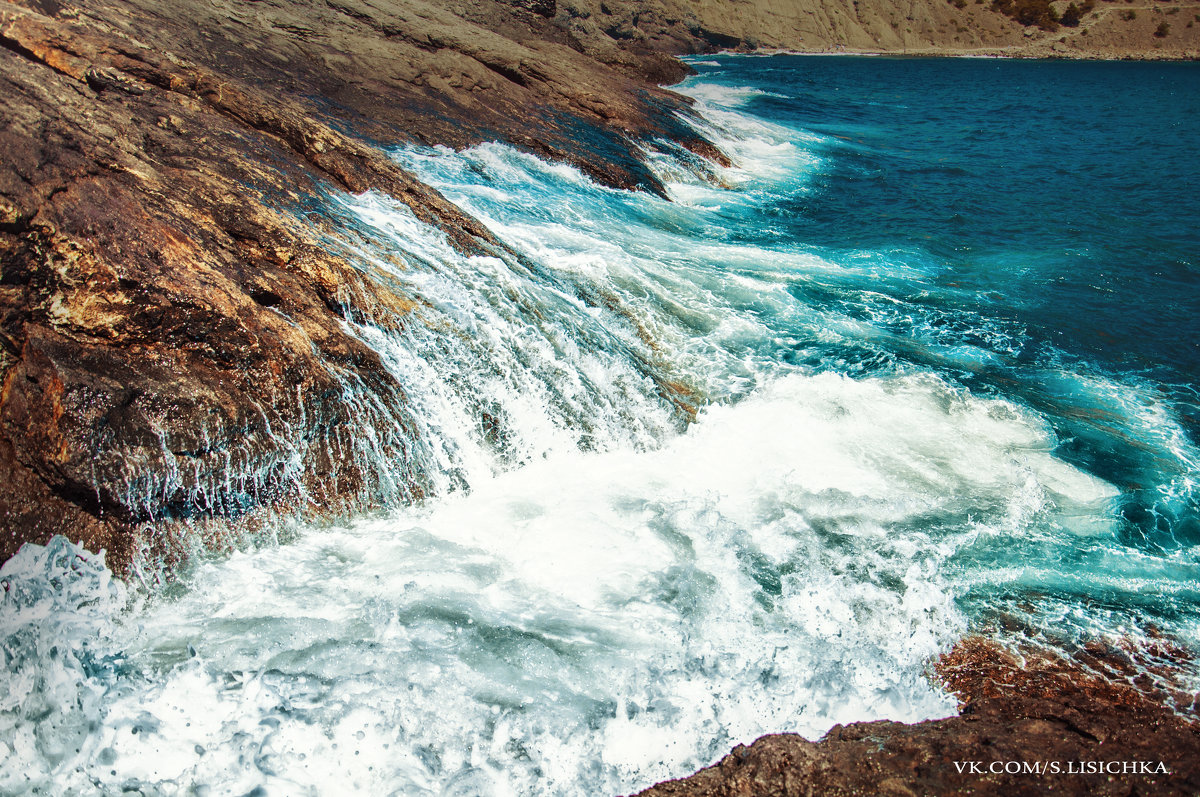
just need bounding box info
[3,0,1198,794]
[0,0,720,567]
[2,0,1196,571]
[634,635,1200,797]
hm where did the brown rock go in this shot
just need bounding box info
[2,0,1196,573]
[634,636,1200,797]
[0,0,726,570]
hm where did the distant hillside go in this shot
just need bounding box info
[557,0,1200,59]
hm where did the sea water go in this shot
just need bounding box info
[2,56,1199,795]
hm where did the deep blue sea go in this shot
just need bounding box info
[673,54,1200,632]
[3,55,1199,795]
[690,55,1200,546]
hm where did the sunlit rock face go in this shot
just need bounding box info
[3,2,1200,796]
[0,0,710,565]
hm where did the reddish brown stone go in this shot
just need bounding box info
[0,0,733,571]
[635,636,1200,797]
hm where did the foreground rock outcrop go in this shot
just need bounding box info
[0,0,720,568]
[635,635,1200,796]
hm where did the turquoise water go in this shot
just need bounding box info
[679,54,1200,633]
[2,56,1199,795]
[684,55,1200,632]
[694,55,1200,548]
[696,56,1200,520]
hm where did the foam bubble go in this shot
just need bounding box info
[7,67,1200,797]
[0,538,126,794]
[2,371,1139,795]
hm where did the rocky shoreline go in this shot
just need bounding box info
[4,0,1199,573]
[0,0,716,570]
[3,0,1199,793]
[634,635,1200,796]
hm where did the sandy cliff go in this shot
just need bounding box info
[562,0,1200,60]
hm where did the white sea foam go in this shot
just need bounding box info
[0,370,1128,795]
[0,539,127,794]
[5,72,1199,797]
[678,84,788,108]
[668,80,828,193]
